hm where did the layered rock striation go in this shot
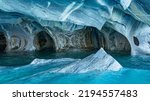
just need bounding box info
[0,0,149,55]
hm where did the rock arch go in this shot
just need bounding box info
[100,26,131,54]
[34,31,55,51]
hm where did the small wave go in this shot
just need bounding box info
[31,58,79,65]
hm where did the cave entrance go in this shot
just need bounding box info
[0,32,7,52]
[100,26,131,54]
[34,31,55,51]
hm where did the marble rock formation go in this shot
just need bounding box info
[0,0,150,55]
[31,48,122,73]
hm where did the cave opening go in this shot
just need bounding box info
[0,32,7,53]
[98,26,131,54]
[53,25,132,55]
[34,31,55,51]
[133,36,139,46]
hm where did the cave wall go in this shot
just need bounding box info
[109,8,150,55]
[46,26,100,51]
[0,0,150,55]
[100,26,131,54]
[0,18,132,54]
[0,24,35,52]
[0,20,101,52]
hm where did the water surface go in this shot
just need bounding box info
[0,50,150,84]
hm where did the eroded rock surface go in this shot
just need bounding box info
[0,0,150,55]
[31,48,122,73]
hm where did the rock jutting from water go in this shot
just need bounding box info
[31,48,122,73]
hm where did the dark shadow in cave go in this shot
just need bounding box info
[108,31,131,54]
[99,26,131,54]
[133,36,139,46]
[0,32,7,52]
[69,26,131,55]
[34,31,55,51]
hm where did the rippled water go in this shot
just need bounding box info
[0,50,150,84]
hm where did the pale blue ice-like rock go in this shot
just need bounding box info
[49,48,122,73]
[0,0,150,55]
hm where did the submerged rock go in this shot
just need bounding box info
[50,48,122,73]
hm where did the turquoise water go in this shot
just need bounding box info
[0,50,150,84]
